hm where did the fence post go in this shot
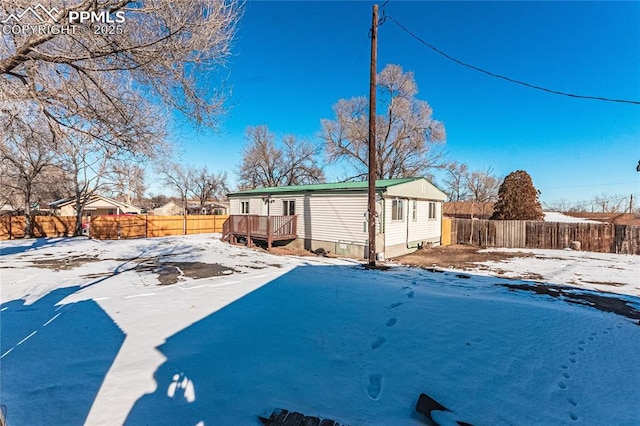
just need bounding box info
[247,215,252,247]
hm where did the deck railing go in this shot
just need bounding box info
[221,215,297,249]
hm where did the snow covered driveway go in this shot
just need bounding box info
[1,235,639,425]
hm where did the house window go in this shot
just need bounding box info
[283,200,295,216]
[392,199,404,221]
[428,202,437,219]
[241,201,249,214]
[412,200,417,221]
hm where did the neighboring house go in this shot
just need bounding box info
[152,200,184,216]
[152,200,230,216]
[187,201,229,215]
[443,201,495,219]
[226,177,447,259]
[0,202,19,215]
[49,194,142,222]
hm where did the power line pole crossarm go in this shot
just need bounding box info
[367,4,378,267]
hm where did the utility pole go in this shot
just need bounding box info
[367,4,378,267]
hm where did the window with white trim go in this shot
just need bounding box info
[283,200,295,216]
[241,201,249,214]
[411,200,418,221]
[392,199,404,221]
[428,202,437,219]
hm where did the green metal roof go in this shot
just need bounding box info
[227,177,423,197]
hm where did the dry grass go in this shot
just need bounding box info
[395,244,530,270]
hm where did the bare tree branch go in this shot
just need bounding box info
[238,125,325,189]
[321,64,446,180]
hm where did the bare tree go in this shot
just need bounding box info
[0,113,57,235]
[189,166,228,210]
[1,1,241,234]
[109,160,147,205]
[1,1,241,146]
[321,64,446,180]
[543,199,572,212]
[592,193,627,213]
[140,194,172,211]
[238,125,325,189]
[160,162,191,216]
[32,166,74,207]
[465,167,500,219]
[58,135,118,234]
[442,161,469,202]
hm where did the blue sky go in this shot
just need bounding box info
[168,1,640,209]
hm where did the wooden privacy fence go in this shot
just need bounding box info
[451,218,640,254]
[441,217,452,246]
[1,215,229,240]
[1,216,76,239]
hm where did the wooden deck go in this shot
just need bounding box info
[222,215,297,249]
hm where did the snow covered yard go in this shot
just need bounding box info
[1,235,639,425]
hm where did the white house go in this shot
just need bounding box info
[226,177,447,258]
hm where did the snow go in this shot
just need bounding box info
[543,212,601,223]
[1,234,639,425]
[472,248,640,297]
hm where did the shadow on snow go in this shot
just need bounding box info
[124,263,640,425]
[0,237,78,257]
[0,285,125,425]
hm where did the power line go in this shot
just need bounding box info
[384,14,640,105]
[539,181,639,190]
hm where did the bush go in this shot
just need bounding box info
[491,170,544,220]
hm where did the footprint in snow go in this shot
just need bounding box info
[367,374,383,399]
[389,302,403,308]
[407,290,415,299]
[371,337,386,350]
[386,317,397,327]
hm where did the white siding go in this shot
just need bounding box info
[385,179,447,201]
[249,198,263,215]
[230,193,381,245]
[383,197,442,247]
[229,198,240,214]
[302,194,369,243]
[229,198,266,215]
[384,197,407,247]
[425,201,442,241]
